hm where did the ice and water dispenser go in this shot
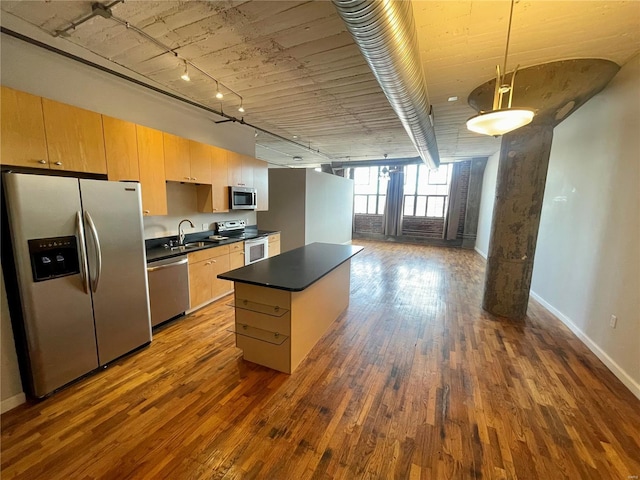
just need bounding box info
[28,236,80,282]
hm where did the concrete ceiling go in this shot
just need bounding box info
[1,1,638,167]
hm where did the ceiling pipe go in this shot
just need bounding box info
[332,0,440,169]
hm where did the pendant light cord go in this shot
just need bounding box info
[502,0,516,77]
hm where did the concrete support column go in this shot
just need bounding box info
[462,157,488,249]
[482,124,553,318]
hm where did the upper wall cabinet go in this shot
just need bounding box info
[164,133,212,184]
[41,98,107,174]
[189,140,212,185]
[227,151,255,187]
[137,125,167,216]
[211,146,229,212]
[103,115,140,182]
[197,145,229,213]
[163,132,191,183]
[0,86,49,168]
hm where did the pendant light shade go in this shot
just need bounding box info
[466,108,534,136]
[466,0,534,136]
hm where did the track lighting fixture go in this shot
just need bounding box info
[180,61,190,82]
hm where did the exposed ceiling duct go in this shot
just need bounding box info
[332,0,440,169]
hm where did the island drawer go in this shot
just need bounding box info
[235,308,291,336]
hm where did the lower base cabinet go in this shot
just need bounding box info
[268,233,280,257]
[188,245,232,308]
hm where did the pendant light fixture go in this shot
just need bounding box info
[466,0,534,136]
[238,99,245,113]
[215,81,224,99]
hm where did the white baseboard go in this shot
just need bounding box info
[529,290,640,400]
[474,246,487,259]
[1,392,26,414]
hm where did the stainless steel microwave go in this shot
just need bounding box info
[229,186,257,210]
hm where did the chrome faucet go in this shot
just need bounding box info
[178,219,194,246]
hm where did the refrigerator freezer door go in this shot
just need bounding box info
[79,179,151,364]
[3,173,99,397]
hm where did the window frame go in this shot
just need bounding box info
[403,163,452,218]
[353,166,389,215]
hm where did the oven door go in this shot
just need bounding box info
[244,237,269,265]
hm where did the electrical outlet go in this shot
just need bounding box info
[610,315,617,329]
[202,223,208,231]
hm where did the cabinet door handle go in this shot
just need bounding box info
[192,177,197,181]
[184,177,190,180]
[54,161,63,166]
[37,159,47,165]
[143,210,150,214]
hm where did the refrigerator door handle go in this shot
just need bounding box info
[76,211,90,294]
[84,211,103,293]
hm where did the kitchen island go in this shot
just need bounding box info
[218,242,363,373]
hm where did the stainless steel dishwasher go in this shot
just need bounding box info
[147,255,190,327]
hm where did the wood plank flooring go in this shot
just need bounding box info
[2,240,639,479]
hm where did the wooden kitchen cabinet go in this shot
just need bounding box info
[227,151,244,186]
[189,140,212,184]
[229,242,245,269]
[227,151,255,187]
[188,245,232,308]
[0,86,49,168]
[103,115,140,181]
[164,134,212,184]
[210,146,229,211]
[41,98,107,174]
[137,125,167,216]
[268,233,281,257]
[196,145,229,213]
[163,132,191,183]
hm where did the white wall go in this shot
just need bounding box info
[476,56,640,398]
[305,170,354,246]
[257,169,307,252]
[530,55,639,398]
[257,169,354,251]
[0,34,254,155]
[475,150,500,258]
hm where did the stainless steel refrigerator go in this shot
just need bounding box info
[3,172,152,397]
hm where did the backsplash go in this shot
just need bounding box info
[143,182,257,239]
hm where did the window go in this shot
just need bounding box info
[403,163,453,218]
[353,166,389,214]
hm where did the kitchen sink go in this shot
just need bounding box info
[168,241,207,251]
[184,242,207,248]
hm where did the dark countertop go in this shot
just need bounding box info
[217,242,363,292]
[145,228,279,263]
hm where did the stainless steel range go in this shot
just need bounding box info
[215,220,268,265]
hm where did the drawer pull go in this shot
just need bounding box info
[54,161,63,166]
[37,159,47,165]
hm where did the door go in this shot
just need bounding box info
[80,179,152,365]
[3,173,98,397]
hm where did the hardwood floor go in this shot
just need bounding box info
[2,240,639,479]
